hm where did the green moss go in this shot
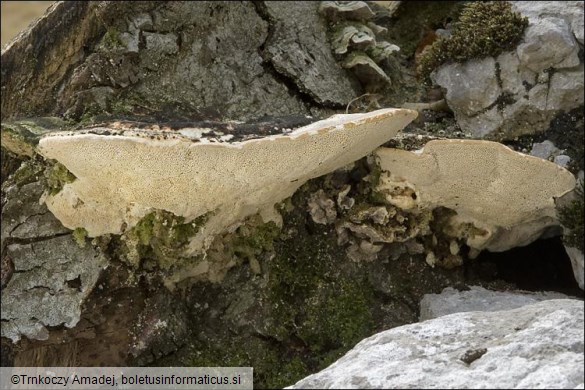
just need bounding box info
[232,215,280,263]
[384,1,463,60]
[124,210,209,270]
[183,336,306,389]
[298,278,374,352]
[356,158,388,206]
[559,183,584,252]
[9,160,44,188]
[262,182,377,381]
[101,29,124,51]
[417,1,528,83]
[73,227,88,248]
[1,117,69,157]
[45,162,76,195]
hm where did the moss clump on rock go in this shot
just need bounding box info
[417,1,528,83]
[559,183,584,252]
[72,227,89,248]
[298,278,374,353]
[44,161,76,195]
[122,210,209,269]
[231,215,280,266]
[7,159,44,188]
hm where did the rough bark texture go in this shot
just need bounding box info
[1,1,364,123]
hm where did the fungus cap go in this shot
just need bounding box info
[375,139,576,252]
[319,1,375,22]
[38,108,417,255]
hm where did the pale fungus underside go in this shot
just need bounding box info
[37,108,418,257]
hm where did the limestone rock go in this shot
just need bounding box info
[431,2,584,139]
[432,57,501,117]
[419,286,569,321]
[288,299,584,389]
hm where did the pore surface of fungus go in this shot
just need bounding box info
[375,139,575,253]
[38,108,417,255]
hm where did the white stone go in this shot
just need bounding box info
[288,299,584,389]
[419,286,569,320]
[497,51,524,95]
[433,2,584,138]
[554,155,571,168]
[455,106,503,138]
[512,1,584,44]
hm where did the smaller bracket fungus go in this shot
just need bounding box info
[321,1,399,91]
[375,139,576,254]
[332,23,376,55]
[319,1,375,22]
[37,108,417,259]
[342,52,391,87]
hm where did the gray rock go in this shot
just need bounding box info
[554,154,572,168]
[288,299,584,389]
[530,140,560,159]
[432,57,501,117]
[432,2,584,139]
[565,246,584,290]
[455,106,503,138]
[498,51,528,95]
[419,286,569,321]
[1,235,108,342]
[512,1,584,45]
[547,65,585,110]
[516,17,580,74]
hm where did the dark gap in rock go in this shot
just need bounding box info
[65,276,83,292]
[468,237,583,298]
[0,337,15,367]
[251,1,327,110]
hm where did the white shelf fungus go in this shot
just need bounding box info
[37,108,417,256]
[375,139,576,253]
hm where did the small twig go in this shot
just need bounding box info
[346,93,375,114]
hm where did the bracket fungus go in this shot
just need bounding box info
[375,139,576,254]
[319,1,376,22]
[321,0,399,90]
[37,108,417,256]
